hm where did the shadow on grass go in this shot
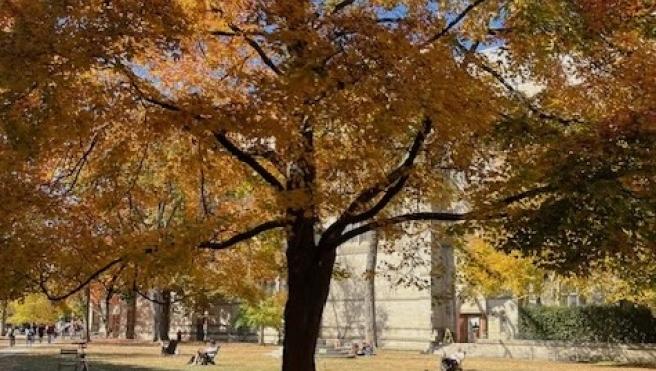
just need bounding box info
[0,353,200,371]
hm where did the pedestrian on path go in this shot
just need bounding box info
[8,326,15,347]
[26,327,34,347]
[38,325,45,343]
[47,325,55,344]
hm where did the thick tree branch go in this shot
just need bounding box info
[332,0,356,14]
[122,66,286,191]
[243,36,282,76]
[134,287,189,305]
[198,220,289,250]
[212,26,282,76]
[345,117,431,217]
[500,185,554,204]
[332,211,473,247]
[329,184,560,248]
[243,142,287,175]
[321,117,432,243]
[213,131,286,191]
[456,42,586,126]
[39,257,124,301]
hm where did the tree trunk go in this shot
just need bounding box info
[125,290,137,340]
[259,325,264,345]
[363,231,379,347]
[0,300,7,336]
[151,290,161,342]
[103,293,112,338]
[84,286,91,342]
[159,290,171,341]
[281,220,336,371]
[195,316,205,341]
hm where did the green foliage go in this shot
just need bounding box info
[518,304,656,343]
[235,295,284,333]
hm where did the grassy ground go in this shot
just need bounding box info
[0,341,653,371]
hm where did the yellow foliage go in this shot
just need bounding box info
[8,294,68,325]
[458,238,545,299]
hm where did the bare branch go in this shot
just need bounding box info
[50,133,101,193]
[345,118,431,217]
[347,121,433,225]
[423,0,488,46]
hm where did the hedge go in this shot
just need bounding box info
[518,304,656,343]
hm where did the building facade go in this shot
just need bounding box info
[320,225,520,350]
[87,293,250,342]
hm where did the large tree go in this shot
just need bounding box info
[1,1,654,370]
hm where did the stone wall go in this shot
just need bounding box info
[440,340,656,364]
[321,226,457,351]
[485,298,519,341]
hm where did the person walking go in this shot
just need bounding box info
[38,324,45,343]
[26,326,34,346]
[47,324,55,344]
[8,326,16,347]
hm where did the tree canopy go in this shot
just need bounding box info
[0,1,654,370]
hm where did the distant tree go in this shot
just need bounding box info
[457,238,545,301]
[236,294,285,345]
[8,294,66,325]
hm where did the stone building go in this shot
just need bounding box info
[86,293,250,342]
[321,224,454,350]
[319,224,520,350]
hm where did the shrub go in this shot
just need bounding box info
[518,304,656,343]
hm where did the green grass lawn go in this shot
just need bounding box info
[0,341,653,371]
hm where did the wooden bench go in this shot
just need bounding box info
[58,348,79,371]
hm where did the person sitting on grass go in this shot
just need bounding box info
[187,340,220,365]
[360,342,375,356]
[161,339,178,355]
[441,349,466,371]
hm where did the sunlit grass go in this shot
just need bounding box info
[0,341,652,371]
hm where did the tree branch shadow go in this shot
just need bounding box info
[0,353,210,371]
